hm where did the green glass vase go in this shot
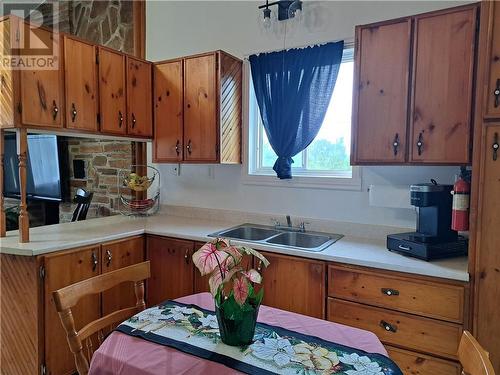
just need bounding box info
[215,302,260,346]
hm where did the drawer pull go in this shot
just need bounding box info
[106,250,113,267]
[91,251,98,272]
[381,288,400,296]
[380,320,397,333]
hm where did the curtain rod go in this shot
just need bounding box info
[243,37,354,60]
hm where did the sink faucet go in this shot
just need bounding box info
[274,215,308,232]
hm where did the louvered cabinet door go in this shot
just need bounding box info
[98,47,126,135]
[44,246,101,375]
[127,56,153,137]
[183,53,218,162]
[352,19,411,164]
[409,6,476,163]
[63,36,98,132]
[153,59,184,162]
[20,27,64,128]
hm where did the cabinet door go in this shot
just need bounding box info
[486,2,500,118]
[352,20,411,164]
[64,36,98,131]
[184,53,218,162]
[44,246,101,375]
[146,236,194,306]
[126,56,153,137]
[101,236,144,316]
[20,28,63,128]
[475,125,500,372]
[98,47,126,135]
[153,60,184,162]
[410,7,476,163]
[256,252,325,319]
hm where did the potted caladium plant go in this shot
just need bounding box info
[192,238,270,346]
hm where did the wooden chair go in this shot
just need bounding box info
[53,261,151,375]
[458,331,495,375]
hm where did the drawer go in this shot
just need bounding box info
[327,298,462,359]
[387,346,461,375]
[328,265,465,323]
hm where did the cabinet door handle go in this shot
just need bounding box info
[186,139,192,154]
[392,133,399,156]
[131,113,136,129]
[52,100,59,120]
[494,79,500,108]
[118,110,123,128]
[380,320,397,333]
[175,140,180,156]
[91,252,98,272]
[71,103,77,122]
[257,261,262,272]
[493,132,499,161]
[106,250,113,267]
[184,250,190,264]
[416,132,424,156]
[381,288,400,296]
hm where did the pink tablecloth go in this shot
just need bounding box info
[89,293,387,375]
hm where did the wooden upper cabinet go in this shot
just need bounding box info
[98,47,126,135]
[146,236,194,306]
[485,2,500,119]
[352,20,411,164]
[153,60,184,162]
[410,7,476,163]
[257,252,326,319]
[184,53,218,162]
[20,28,64,128]
[101,236,145,315]
[64,36,98,132]
[44,245,101,375]
[126,56,153,137]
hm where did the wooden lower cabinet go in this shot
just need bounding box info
[327,264,467,374]
[257,251,326,319]
[101,236,145,315]
[146,236,195,305]
[386,346,461,375]
[44,245,101,375]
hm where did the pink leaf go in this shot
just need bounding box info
[233,276,249,305]
[222,266,243,284]
[192,242,229,276]
[223,245,243,264]
[208,257,234,296]
[242,269,262,284]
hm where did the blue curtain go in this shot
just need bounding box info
[249,41,344,179]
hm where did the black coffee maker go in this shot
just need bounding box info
[387,180,468,260]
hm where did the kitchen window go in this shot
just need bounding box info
[245,47,361,190]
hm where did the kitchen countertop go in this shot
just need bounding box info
[0,213,469,282]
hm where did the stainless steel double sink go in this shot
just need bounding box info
[209,224,343,252]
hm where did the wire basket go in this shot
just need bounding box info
[118,165,160,216]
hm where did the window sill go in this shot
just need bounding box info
[241,169,362,191]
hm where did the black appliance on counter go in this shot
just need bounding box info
[387,181,468,260]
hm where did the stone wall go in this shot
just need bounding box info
[59,139,134,223]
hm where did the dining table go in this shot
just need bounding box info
[89,292,390,375]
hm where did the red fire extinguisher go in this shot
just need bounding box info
[451,170,470,231]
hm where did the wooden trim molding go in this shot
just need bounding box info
[133,0,146,59]
[0,129,5,237]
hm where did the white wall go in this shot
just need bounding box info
[146,1,470,228]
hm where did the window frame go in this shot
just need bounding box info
[242,45,362,191]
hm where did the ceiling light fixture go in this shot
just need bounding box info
[259,0,303,29]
